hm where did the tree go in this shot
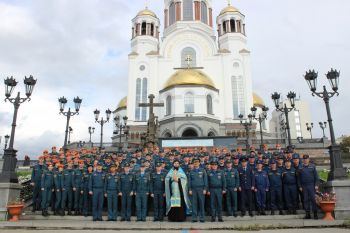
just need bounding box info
[340,136,350,153]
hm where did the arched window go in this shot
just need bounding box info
[141,22,147,35]
[223,21,227,33]
[201,1,208,24]
[169,1,176,25]
[166,95,172,115]
[183,0,193,21]
[135,78,141,120]
[181,47,196,67]
[206,95,213,114]
[231,76,245,118]
[230,19,236,32]
[141,78,148,121]
[184,93,194,113]
[150,23,154,36]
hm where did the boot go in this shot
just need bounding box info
[60,209,65,216]
[271,210,275,215]
[279,210,284,215]
[313,211,318,220]
[241,211,246,217]
[42,210,46,216]
[67,210,73,216]
[256,208,261,216]
[304,211,311,219]
[249,211,254,217]
[211,216,215,222]
[292,209,297,215]
[32,206,36,213]
[218,218,224,222]
[261,209,266,216]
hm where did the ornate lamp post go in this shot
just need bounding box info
[250,106,269,150]
[304,69,347,180]
[59,96,82,155]
[238,113,254,153]
[1,76,37,183]
[88,126,95,143]
[4,135,10,150]
[319,121,327,138]
[94,109,111,152]
[114,116,129,152]
[306,122,314,139]
[271,91,296,147]
[68,126,73,144]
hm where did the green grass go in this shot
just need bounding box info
[16,170,31,177]
[318,170,350,181]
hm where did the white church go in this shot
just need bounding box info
[113,0,268,147]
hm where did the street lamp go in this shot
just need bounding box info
[88,126,95,143]
[1,76,37,183]
[306,122,314,139]
[68,126,73,144]
[4,135,10,150]
[114,116,129,152]
[319,122,327,138]
[304,69,346,180]
[271,91,296,147]
[250,106,269,150]
[59,96,82,155]
[94,108,111,152]
[238,113,254,153]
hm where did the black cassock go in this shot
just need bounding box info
[167,179,186,222]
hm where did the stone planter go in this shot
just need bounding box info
[7,204,24,221]
[319,201,336,221]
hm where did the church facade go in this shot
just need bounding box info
[113,0,268,146]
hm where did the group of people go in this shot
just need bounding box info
[30,144,320,222]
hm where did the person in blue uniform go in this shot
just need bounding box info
[82,165,93,217]
[104,165,119,221]
[89,162,105,221]
[268,160,284,215]
[134,164,151,221]
[282,159,298,214]
[41,163,55,216]
[72,160,85,215]
[188,157,208,223]
[207,160,226,222]
[54,164,64,216]
[61,160,74,216]
[119,163,134,222]
[31,156,45,212]
[238,156,255,217]
[224,160,239,217]
[150,163,166,222]
[297,154,319,220]
[254,160,269,215]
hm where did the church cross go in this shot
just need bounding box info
[185,54,192,69]
[139,94,164,143]
[227,0,231,6]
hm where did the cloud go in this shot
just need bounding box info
[0,0,349,159]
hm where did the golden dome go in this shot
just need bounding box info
[164,69,216,90]
[116,96,127,111]
[253,93,265,108]
[219,5,240,16]
[137,8,157,18]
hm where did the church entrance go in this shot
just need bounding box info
[182,128,198,137]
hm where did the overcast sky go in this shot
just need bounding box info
[0,0,349,159]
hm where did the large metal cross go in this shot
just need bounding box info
[139,94,164,144]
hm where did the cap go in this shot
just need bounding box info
[156,163,162,167]
[226,160,233,164]
[210,160,218,165]
[249,154,256,159]
[97,162,103,166]
[257,160,263,165]
[303,154,310,159]
[270,159,277,164]
[123,163,130,167]
[240,156,248,162]
[58,164,64,168]
[278,155,285,160]
[192,158,200,163]
[292,153,300,159]
[285,158,292,163]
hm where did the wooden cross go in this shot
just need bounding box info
[139,94,164,144]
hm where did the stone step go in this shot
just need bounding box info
[22,211,306,221]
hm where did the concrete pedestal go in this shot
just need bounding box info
[0,183,22,220]
[325,179,350,220]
